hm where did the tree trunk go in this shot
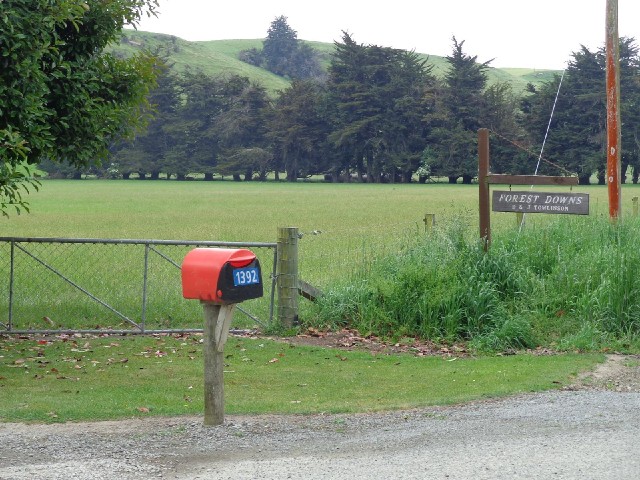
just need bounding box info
[204,172,214,181]
[461,174,473,185]
[150,171,160,180]
[122,172,131,180]
[579,173,592,185]
[448,176,458,184]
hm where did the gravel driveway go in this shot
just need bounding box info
[1,355,639,480]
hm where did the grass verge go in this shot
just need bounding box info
[0,335,602,423]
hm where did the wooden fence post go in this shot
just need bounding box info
[423,213,436,234]
[277,227,299,328]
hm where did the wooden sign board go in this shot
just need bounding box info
[492,191,589,215]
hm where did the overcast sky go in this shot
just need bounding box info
[132,0,639,70]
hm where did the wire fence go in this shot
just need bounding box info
[0,237,277,334]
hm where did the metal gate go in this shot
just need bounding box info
[0,237,277,334]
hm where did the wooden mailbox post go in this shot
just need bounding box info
[181,248,263,426]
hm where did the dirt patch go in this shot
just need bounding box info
[571,354,640,392]
[264,327,470,356]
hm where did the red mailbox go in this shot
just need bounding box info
[181,248,263,304]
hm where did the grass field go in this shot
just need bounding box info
[0,179,630,422]
[4,179,628,287]
[2,179,637,332]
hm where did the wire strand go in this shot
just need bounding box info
[489,129,574,176]
[535,70,566,175]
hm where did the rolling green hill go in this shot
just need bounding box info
[117,30,560,95]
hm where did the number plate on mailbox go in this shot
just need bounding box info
[233,267,260,286]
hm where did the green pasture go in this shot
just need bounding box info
[1,179,635,331]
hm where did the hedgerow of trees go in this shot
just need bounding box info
[54,15,640,185]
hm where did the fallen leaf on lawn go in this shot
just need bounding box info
[120,358,129,363]
[336,355,348,361]
[47,412,58,418]
[268,358,279,364]
[306,327,323,337]
[137,407,150,413]
[183,395,192,403]
[14,359,25,365]
[155,350,167,357]
[50,368,59,373]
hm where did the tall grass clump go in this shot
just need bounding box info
[309,216,640,352]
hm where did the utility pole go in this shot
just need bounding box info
[606,0,622,219]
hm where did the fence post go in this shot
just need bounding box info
[423,213,435,234]
[277,227,299,328]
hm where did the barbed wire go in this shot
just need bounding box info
[489,129,576,177]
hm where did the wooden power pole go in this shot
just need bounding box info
[606,0,622,219]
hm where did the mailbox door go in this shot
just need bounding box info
[216,258,263,303]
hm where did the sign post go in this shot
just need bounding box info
[478,129,584,250]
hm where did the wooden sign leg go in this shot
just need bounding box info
[478,128,491,250]
[202,302,236,426]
